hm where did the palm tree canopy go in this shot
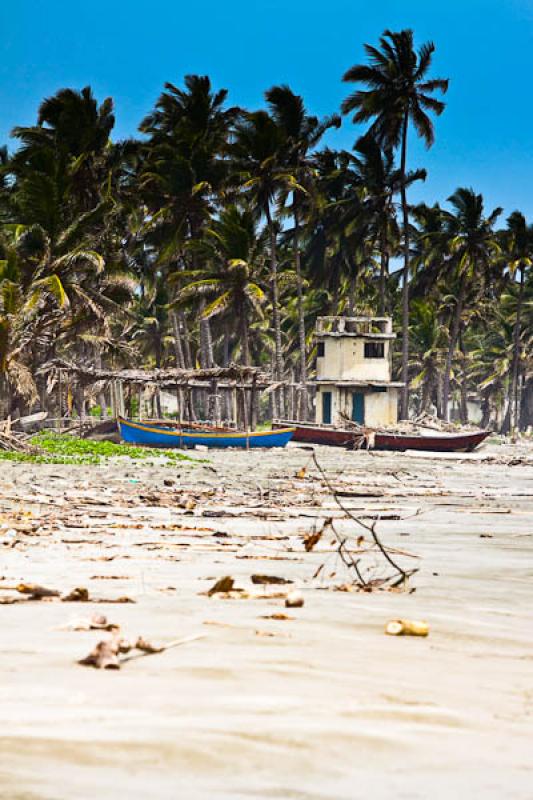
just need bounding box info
[341,29,449,149]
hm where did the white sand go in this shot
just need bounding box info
[0,443,532,799]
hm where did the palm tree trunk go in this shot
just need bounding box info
[294,206,309,419]
[223,325,230,367]
[198,301,215,369]
[521,376,533,429]
[265,205,284,416]
[481,392,491,429]
[189,225,214,369]
[442,274,467,421]
[399,110,410,419]
[293,210,307,388]
[265,206,283,380]
[378,237,388,316]
[348,271,356,315]
[421,374,432,413]
[179,311,192,368]
[171,310,185,369]
[509,266,525,433]
[331,282,340,315]
[241,312,251,366]
[459,332,469,425]
[204,316,214,367]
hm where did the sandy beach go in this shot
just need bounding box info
[1,442,532,799]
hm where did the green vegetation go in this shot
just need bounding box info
[0,433,196,466]
[0,29,531,433]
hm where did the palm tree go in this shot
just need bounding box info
[231,110,299,390]
[440,188,502,420]
[11,87,115,219]
[174,205,267,365]
[139,75,240,369]
[265,86,340,400]
[342,29,448,417]
[501,211,532,432]
[408,298,446,414]
[470,305,515,429]
[352,133,425,313]
[304,147,375,315]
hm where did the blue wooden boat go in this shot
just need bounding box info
[117,417,295,449]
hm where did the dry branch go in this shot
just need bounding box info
[309,453,419,590]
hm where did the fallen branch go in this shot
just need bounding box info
[310,453,418,589]
[79,632,205,669]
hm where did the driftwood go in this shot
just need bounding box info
[0,429,40,454]
[338,411,484,437]
[79,632,205,669]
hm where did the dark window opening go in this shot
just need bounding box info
[317,341,325,357]
[364,342,385,358]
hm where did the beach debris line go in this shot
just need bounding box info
[78,631,205,669]
[0,582,135,604]
[385,619,429,637]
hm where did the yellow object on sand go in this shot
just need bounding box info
[385,619,429,637]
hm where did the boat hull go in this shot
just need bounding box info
[272,422,489,452]
[118,418,294,449]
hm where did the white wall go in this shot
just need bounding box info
[315,386,398,427]
[316,338,392,382]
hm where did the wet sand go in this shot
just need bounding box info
[1,443,532,799]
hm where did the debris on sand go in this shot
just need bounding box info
[251,574,293,585]
[62,587,90,602]
[206,576,235,596]
[0,428,40,455]
[15,583,60,599]
[58,614,118,631]
[79,637,121,669]
[78,632,204,669]
[285,590,304,608]
[385,619,429,637]
[0,582,135,604]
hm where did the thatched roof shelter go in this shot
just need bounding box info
[38,359,269,388]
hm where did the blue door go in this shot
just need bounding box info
[322,391,332,424]
[351,392,365,424]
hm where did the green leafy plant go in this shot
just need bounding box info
[0,433,199,466]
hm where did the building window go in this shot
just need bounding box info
[364,342,385,359]
[317,341,325,357]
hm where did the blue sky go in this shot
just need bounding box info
[1,0,532,220]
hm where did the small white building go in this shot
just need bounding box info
[314,316,403,428]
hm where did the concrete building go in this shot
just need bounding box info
[314,316,403,428]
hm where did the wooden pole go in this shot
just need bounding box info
[177,387,182,427]
[242,387,249,448]
[57,369,62,432]
[249,376,257,431]
[232,385,238,428]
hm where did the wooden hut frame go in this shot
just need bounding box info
[38,359,272,431]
